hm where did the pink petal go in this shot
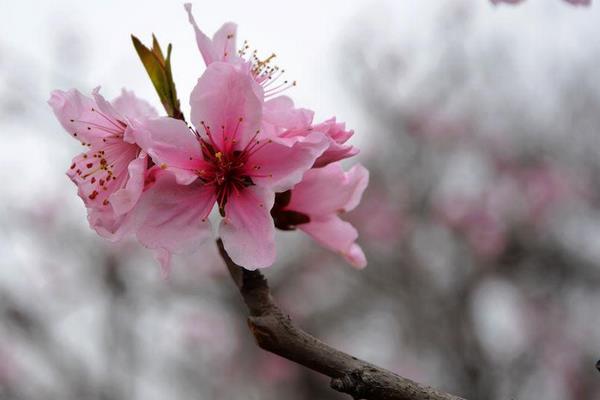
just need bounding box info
[277,117,359,167]
[342,164,370,211]
[49,89,122,145]
[262,96,314,137]
[134,171,216,271]
[91,87,123,123]
[299,215,366,268]
[66,143,138,209]
[247,132,329,192]
[184,3,238,65]
[109,155,147,216]
[184,3,218,65]
[88,207,134,242]
[211,23,238,62]
[190,62,263,151]
[111,89,158,123]
[314,142,359,168]
[344,244,367,270]
[219,186,275,269]
[288,163,369,215]
[131,117,207,185]
[311,118,359,167]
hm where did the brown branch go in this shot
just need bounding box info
[216,239,467,400]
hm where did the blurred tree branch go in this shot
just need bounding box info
[216,239,466,400]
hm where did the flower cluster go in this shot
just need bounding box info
[49,4,368,271]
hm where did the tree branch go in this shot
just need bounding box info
[216,239,467,400]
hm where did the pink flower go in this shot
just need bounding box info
[348,185,408,248]
[272,162,369,269]
[438,195,509,259]
[48,88,157,240]
[132,62,329,269]
[277,116,359,168]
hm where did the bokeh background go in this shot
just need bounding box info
[2,0,600,399]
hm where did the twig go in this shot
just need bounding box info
[216,239,467,400]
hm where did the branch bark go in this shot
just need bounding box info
[216,239,467,400]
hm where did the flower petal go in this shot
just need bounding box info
[88,207,134,242]
[109,154,147,216]
[299,215,366,269]
[312,118,359,167]
[134,171,216,270]
[111,89,158,123]
[131,117,207,185]
[313,142,359,168]
[184,3,217,65]
[262,96,314,138]
[288,163,369,215]
[66,143,138,209]
[91,87,123,123]
[211,23,238,62]
[247,132,328,192]
[49,89,123,145]
[344,244,367,270]
[190,62,263,152]
[184,3,238,66]
[219,186,275,269]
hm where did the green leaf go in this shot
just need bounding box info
[151,34,165,64]
[131,34,184,121]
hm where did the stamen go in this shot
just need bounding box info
[261,68,285,89]
[200,121,221,152]
[247,139,272,158]
[91,107,124,131]
[264,80,297,98]
[71,119,122,136]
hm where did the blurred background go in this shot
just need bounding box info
[2,0,600,399]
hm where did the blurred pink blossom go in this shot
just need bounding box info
[256,352,299,384]
[0,346,17,387]
[514,165,576,224]
[348,185,409,249]
[491,0,590,5]
[438,194,508,259]
[405,110,470,140]
[490,0,526,4]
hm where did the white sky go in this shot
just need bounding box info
[1,0,374,126]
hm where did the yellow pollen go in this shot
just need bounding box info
[215,152,223,161]
[160,163,168,169]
